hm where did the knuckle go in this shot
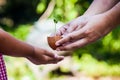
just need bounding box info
[68,35,74,41]
[84,30,94,42]
[84,29,92,36]
[87,38,94,43]
[63,24,70,30]
[79,22,86,26]
[69,23,75,27]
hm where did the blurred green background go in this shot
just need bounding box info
[0,0,120,80]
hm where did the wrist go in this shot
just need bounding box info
[83,0,119,16]
[104,2,120,27]
[25,45,35,59]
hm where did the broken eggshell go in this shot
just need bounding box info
[47,36,62,50]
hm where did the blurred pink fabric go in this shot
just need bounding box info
[0,54,7,80]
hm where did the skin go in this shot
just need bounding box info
[0,29,64,65]
[55,1,120,51]
[84,0,120,16]
[55,0,119,36]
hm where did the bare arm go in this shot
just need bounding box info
[56,2,120,51]
[0,29,64,64]
[104,1,120,26]
[0,29,33,57]
[55,0,120,36]
[84,0,120,16]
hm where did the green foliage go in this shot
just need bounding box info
[5,57,36,80]
[73,26,120,64]
[73,54,120,76]
[0,0,89,28]
[50,0,90,22]
[0,0,42,27]
[36,2,46,14]
[8,25,31,40]
[1,0,120,79]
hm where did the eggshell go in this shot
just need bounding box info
[47,36,62,50]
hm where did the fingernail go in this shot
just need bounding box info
[56,48,60,51]
[55,42,60,46]
[54,54,59,58]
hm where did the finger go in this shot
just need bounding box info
[56,38,88,51]
[66,19,81,33]
[43,50,55,58]
[55,24,70,36]
[55,28,66,36]
[54,54,64,61]
[44,55,64,64]
[44,50,64,60]
[67,16,88,32]
[59,27,66,35]
[75,22,86,31]
[55,28,86,46]
[66,22,78,33]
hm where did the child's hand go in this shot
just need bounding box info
[27,47,64,65]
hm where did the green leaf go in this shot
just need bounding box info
[53,19,58,23]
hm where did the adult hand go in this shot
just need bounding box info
[55,14,115,51]
[27,47,64,65]
[55,16,89,36]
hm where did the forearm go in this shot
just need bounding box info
[84,0,119,16]
[0,29,34,57]
[105,2,120,27]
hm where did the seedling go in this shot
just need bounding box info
[53,15,62,34]
[47,17,62,50]
[53,18,58,35]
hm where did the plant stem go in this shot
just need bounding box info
[53,19,58,36]
[55,23,56,36]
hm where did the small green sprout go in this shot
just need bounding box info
[53,19,58,34]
